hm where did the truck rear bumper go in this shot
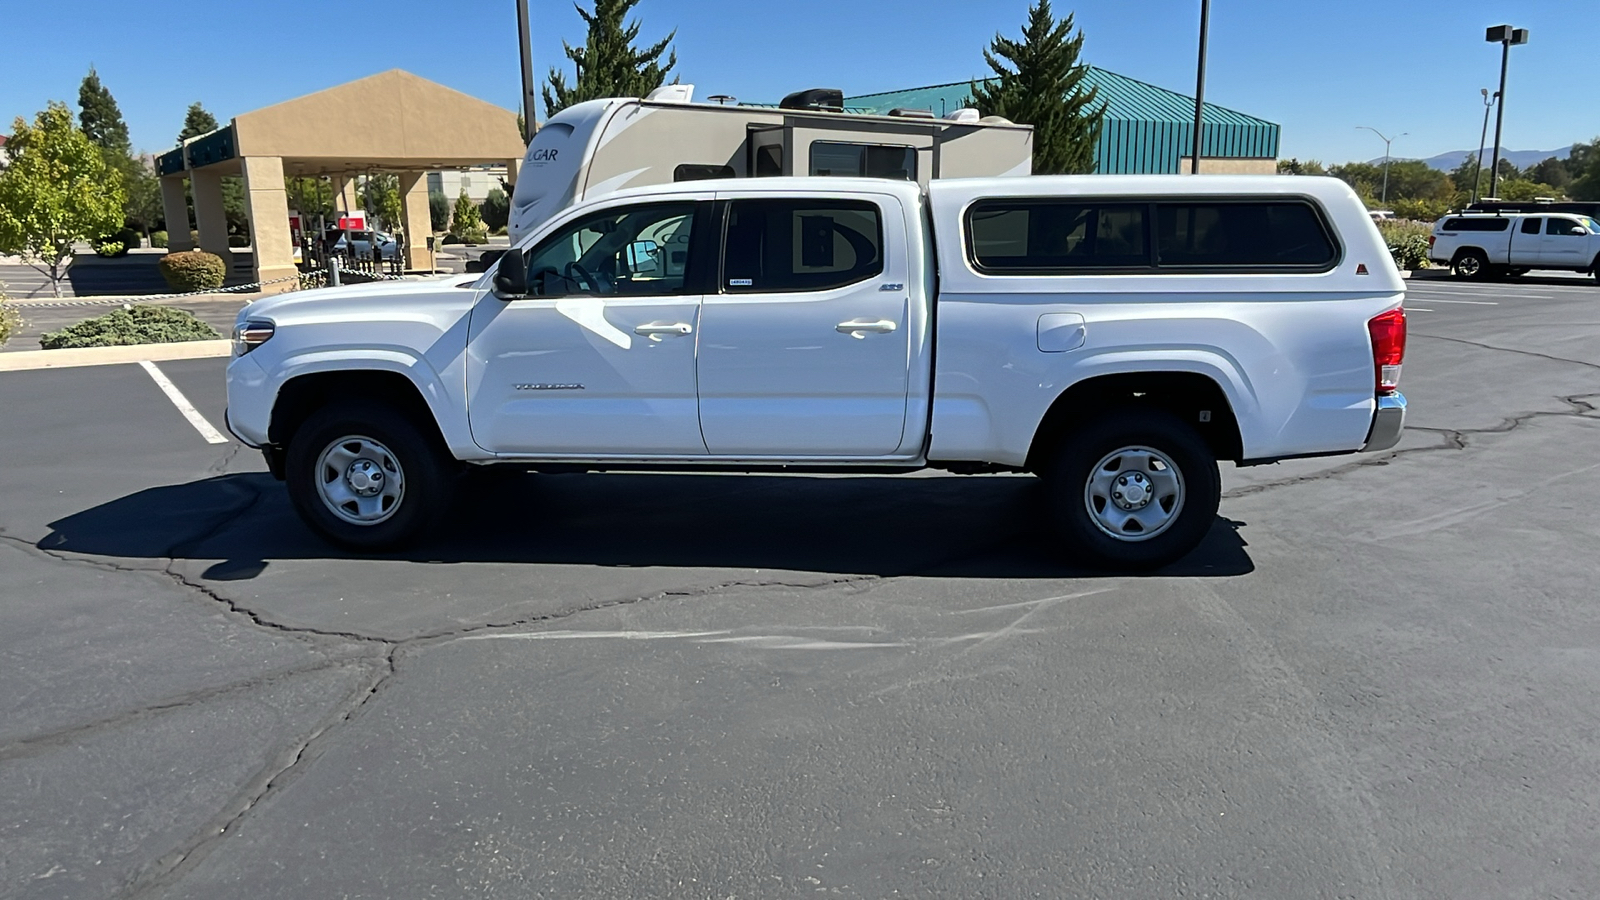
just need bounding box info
[1361,392,1406,452]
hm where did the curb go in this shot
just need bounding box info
[0,340,231,372]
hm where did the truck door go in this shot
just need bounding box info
[1511,216,1543,265]
[466,198,712,455]
[1541,216,1589,267]
[696,194,912,456]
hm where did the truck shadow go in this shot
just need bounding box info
[39,471,1253,579]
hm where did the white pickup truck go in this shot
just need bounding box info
[226,175,1407,569]
[1430,211,1600,281]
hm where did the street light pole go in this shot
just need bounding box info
[516,0,537,144]
[1472,88,1498,204]
[1190,0,1210,174]
[1357,126,1407,205]
[1484,24,1529,199]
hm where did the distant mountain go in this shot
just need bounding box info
[1372,146,1574,171]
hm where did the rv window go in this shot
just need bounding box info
[1155,202,1336,268]
[523,202,698,297]
[675,164,735,182]
[967,201,1149,272]
[722,199,883,293]
[809,142,917,181]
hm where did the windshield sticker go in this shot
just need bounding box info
[729,278,753,286]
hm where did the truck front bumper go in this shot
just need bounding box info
[1361,392,1406,452]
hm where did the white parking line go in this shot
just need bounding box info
[1405,307,1434,312]
[138,360,229,444]
[1402,297,1498,305]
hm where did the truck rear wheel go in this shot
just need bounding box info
[285,403,450,550]
[1042,410,1220,571]
[1453,249,1490,280]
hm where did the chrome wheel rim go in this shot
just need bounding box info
[1083,445,1185,542]
[1457,256,1481,277]
[314,435,405,526]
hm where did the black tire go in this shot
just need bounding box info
[1454,249,1491,281]
[284,403,451,550]
[1592,255,1600,285]
[1041,410,1221,571]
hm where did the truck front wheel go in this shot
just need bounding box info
[285,403,450,550]
[1042,410,1220,571]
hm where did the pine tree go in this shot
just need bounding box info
[177,102,220,143]
[543,0,677,118]
[451,191,484,239]
[78,67,132,157]
[969,0,1104,175]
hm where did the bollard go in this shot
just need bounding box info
[329,255,341,287]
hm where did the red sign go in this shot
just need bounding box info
[337,214,367,230]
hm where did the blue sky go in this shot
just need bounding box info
[4,0,1594,165]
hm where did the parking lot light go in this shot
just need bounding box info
[1485,24,1529,199]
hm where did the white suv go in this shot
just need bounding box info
[1430,212,1600,282]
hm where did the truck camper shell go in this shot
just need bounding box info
[509,84,1034,243]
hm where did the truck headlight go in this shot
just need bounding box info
[232,319,275,356]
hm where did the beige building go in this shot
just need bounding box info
[156,70,525,292]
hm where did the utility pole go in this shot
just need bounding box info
[1190,0,1210,174]
[516,0,537,144]
[1484,24,1528,198]
[1472,88,1497,204]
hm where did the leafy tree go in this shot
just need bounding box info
[1277,158,1326,175]
[0,103,127,296]
[177,102,219,143]
[123,168,164,236]
[1447,154,1485,196]
[969,0,1104,175]
[543,0,677,118]
[78,67,131,158]
[361,174,404,231]
[481,187,511,230]
[1565,138,1600,201]
[1527,157,1572,190]
[451,190,483,237]
[286,176,336,224]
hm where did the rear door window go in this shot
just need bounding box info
[721,199,883,292]
[1522,218,1542,234]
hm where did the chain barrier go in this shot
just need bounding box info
[10,269,413,309]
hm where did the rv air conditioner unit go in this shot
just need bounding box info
[888,108,936,119]
[945,108,982,124]
[780,88,844,112]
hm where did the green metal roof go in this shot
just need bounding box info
[845,68,1279,174]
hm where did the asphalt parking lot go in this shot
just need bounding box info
[3,272,1598,899]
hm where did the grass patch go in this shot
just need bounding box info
[39,305,220,350]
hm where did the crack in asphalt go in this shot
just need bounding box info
[1411,332,1600,372]
[1223,392,1600,500]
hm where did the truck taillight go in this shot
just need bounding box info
[1368,308,1406,394]
[1427,235,1435,247]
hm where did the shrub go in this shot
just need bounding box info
[481,188,510,230]
[150,230,169,248]
[119,226,141,250]
[158,250,227,292]
[1386,234,1432,270]
[227,233,251,247]
[94,241,126,258]
[429,190,450,231]
[0,282,21,348]
[39,305,220,349]
[451,191,483,238]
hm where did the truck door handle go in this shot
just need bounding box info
[836,318,898,337]
[634,322,693,340]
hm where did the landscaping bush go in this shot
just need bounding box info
[481,188,510,231]
[0,283,21,348]
[1376,219,1434,270]
[227,234,251,247]
[94,241,126,258]
[158,250,227,292]
[150,230,169,248]
[38,305,219,349]
[429,190,450,231]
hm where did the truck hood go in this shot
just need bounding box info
[237,274,482,328]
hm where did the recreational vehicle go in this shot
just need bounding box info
[507,85,1034,243]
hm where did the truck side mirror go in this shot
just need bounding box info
[493,251,528,298]
[1571,226,1588,236]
